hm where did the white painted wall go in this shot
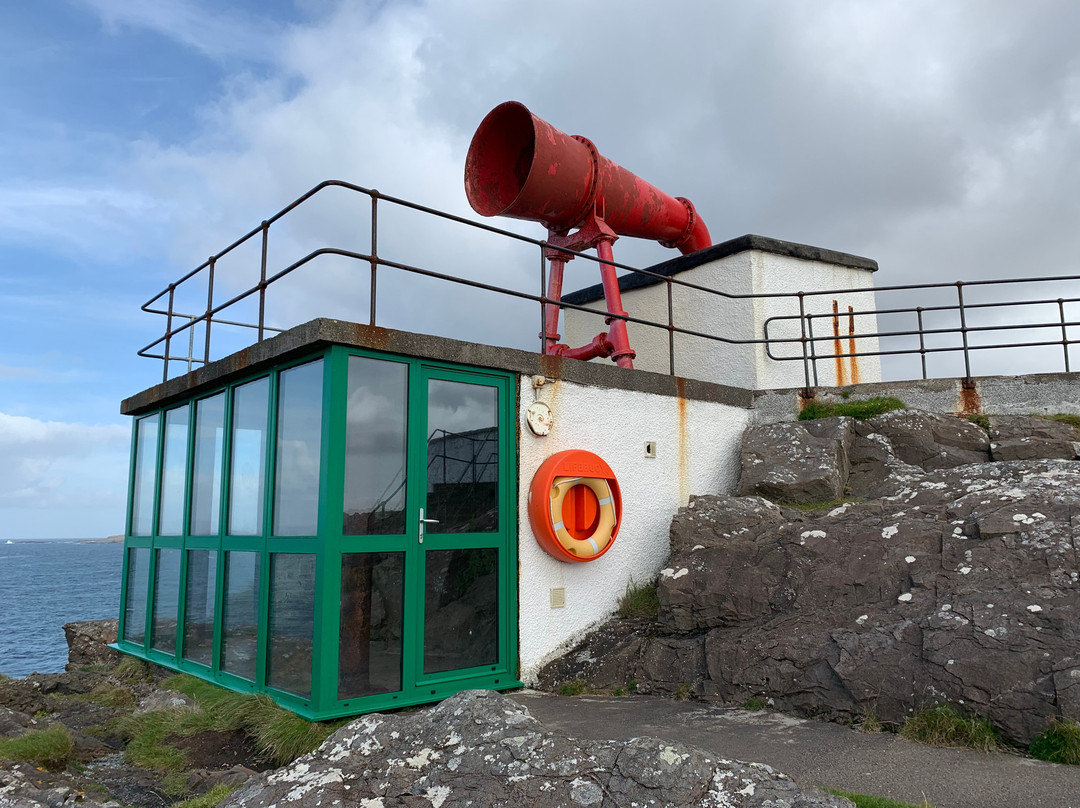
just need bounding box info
[563,248,881,390]
[515,374,751,683]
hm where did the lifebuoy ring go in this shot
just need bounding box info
[528,450,622,562]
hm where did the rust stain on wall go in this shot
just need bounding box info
[956,382,981,415]
[832,300,847,387]
[847,305,860,386]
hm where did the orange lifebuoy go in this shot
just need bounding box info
[528,450,622,562]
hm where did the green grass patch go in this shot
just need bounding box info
[173,784,236,808]
[1029,718,1080,765]
[1036,413,1080,432]
[617,578,659,620]
[673,683,692,701]
[825,788,933,808]
[743,697,765,711]
[558,679,587,697]
[0,726,74,770]
[85,683,137,708]
[965,413,991,431]
[799,396,906,421]
[782,498,859,512]
[899,704,1001,752]
[113,656,153,683]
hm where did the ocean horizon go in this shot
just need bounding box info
[0,538,124,678]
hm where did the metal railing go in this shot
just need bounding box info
[140,180,1080,392]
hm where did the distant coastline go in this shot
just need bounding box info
[3,535,124,544]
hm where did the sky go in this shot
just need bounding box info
[2,0,1080,539]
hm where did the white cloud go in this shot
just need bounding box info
[77,0,283,63]
[0,412,129,538]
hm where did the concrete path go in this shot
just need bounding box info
[511,692,1080,808]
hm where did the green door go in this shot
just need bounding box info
[336,351,518,715]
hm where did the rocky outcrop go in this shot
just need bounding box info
[224,690,850,808]
[63,620,119,672]
[541,411,1080,745]
[737,418,855,503]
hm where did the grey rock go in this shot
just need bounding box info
[188,765,258,794]
[135,689,197,714]
[0,762,119,808]
[737,417,855,503]
[865,409,990,471]
[988,415,1080,461]
[62,621,119,672]
[546,459,1080,745]
[223,690,850,808]
[0,705,33,737]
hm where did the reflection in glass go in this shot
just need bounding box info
[268,554,315,698]
[426,380,498,533]
[344,358,408,535]
[190,394,225,536]
[222,552,260,681]
[423,548,498,674]
[228,378,269,535]
[158,406,189,535]
[274,361,324,536]
[183,550,217,666]
[131,415,160,537]
[151,549,181,654]
[123,547,150,643]
[339,553,404,699]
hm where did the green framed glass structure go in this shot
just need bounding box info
[116,344,520,719]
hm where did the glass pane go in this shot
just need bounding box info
[190,394,225,536]
[423,548,498,674]
[426,380,499,534]
[158,406,189,536]
[151,549,181,654]
[273,361,324,536]
[123,547,150,643]
[183,549,217,666]
[268,554,315,698]
[339,552,404,699]
[344,357,408,535]
[228,378,269,536]
[222,551,260,681]
[131,414,160,537]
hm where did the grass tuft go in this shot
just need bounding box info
[113,656,153,682]
[673,683,692,701]
[799,396,907,421]
[173,784,236,808]
[965,413,991,431]
[1036,413,1080,432]
[558,680,587,697]
[743,697,765,711]
[0,726,74,770]
[1029,718,1080,765]
[825,788,934,808]
[899,704,1001,752]
[854,709,885,733]
[616,579,659,620]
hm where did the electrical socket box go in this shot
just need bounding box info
[550,587,566,608]
[644,441,657,458]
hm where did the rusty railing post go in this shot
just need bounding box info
[258,221,269,342]
[956,281,972,384]
[539,243,548,352]
[204,256,215,366]
[916,307,927,379]
[667,277,675,376]
[369,191,379,327]
[798,292,812,396]
[163,284,175,383]
[1059,298,1071,373]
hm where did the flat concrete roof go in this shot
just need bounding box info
[121,318,755,415]
[563,233,878,306]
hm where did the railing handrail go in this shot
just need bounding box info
[140,179,1080,390]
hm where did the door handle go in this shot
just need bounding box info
[419,508,439,543]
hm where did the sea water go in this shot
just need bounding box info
[0,539,124,678]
